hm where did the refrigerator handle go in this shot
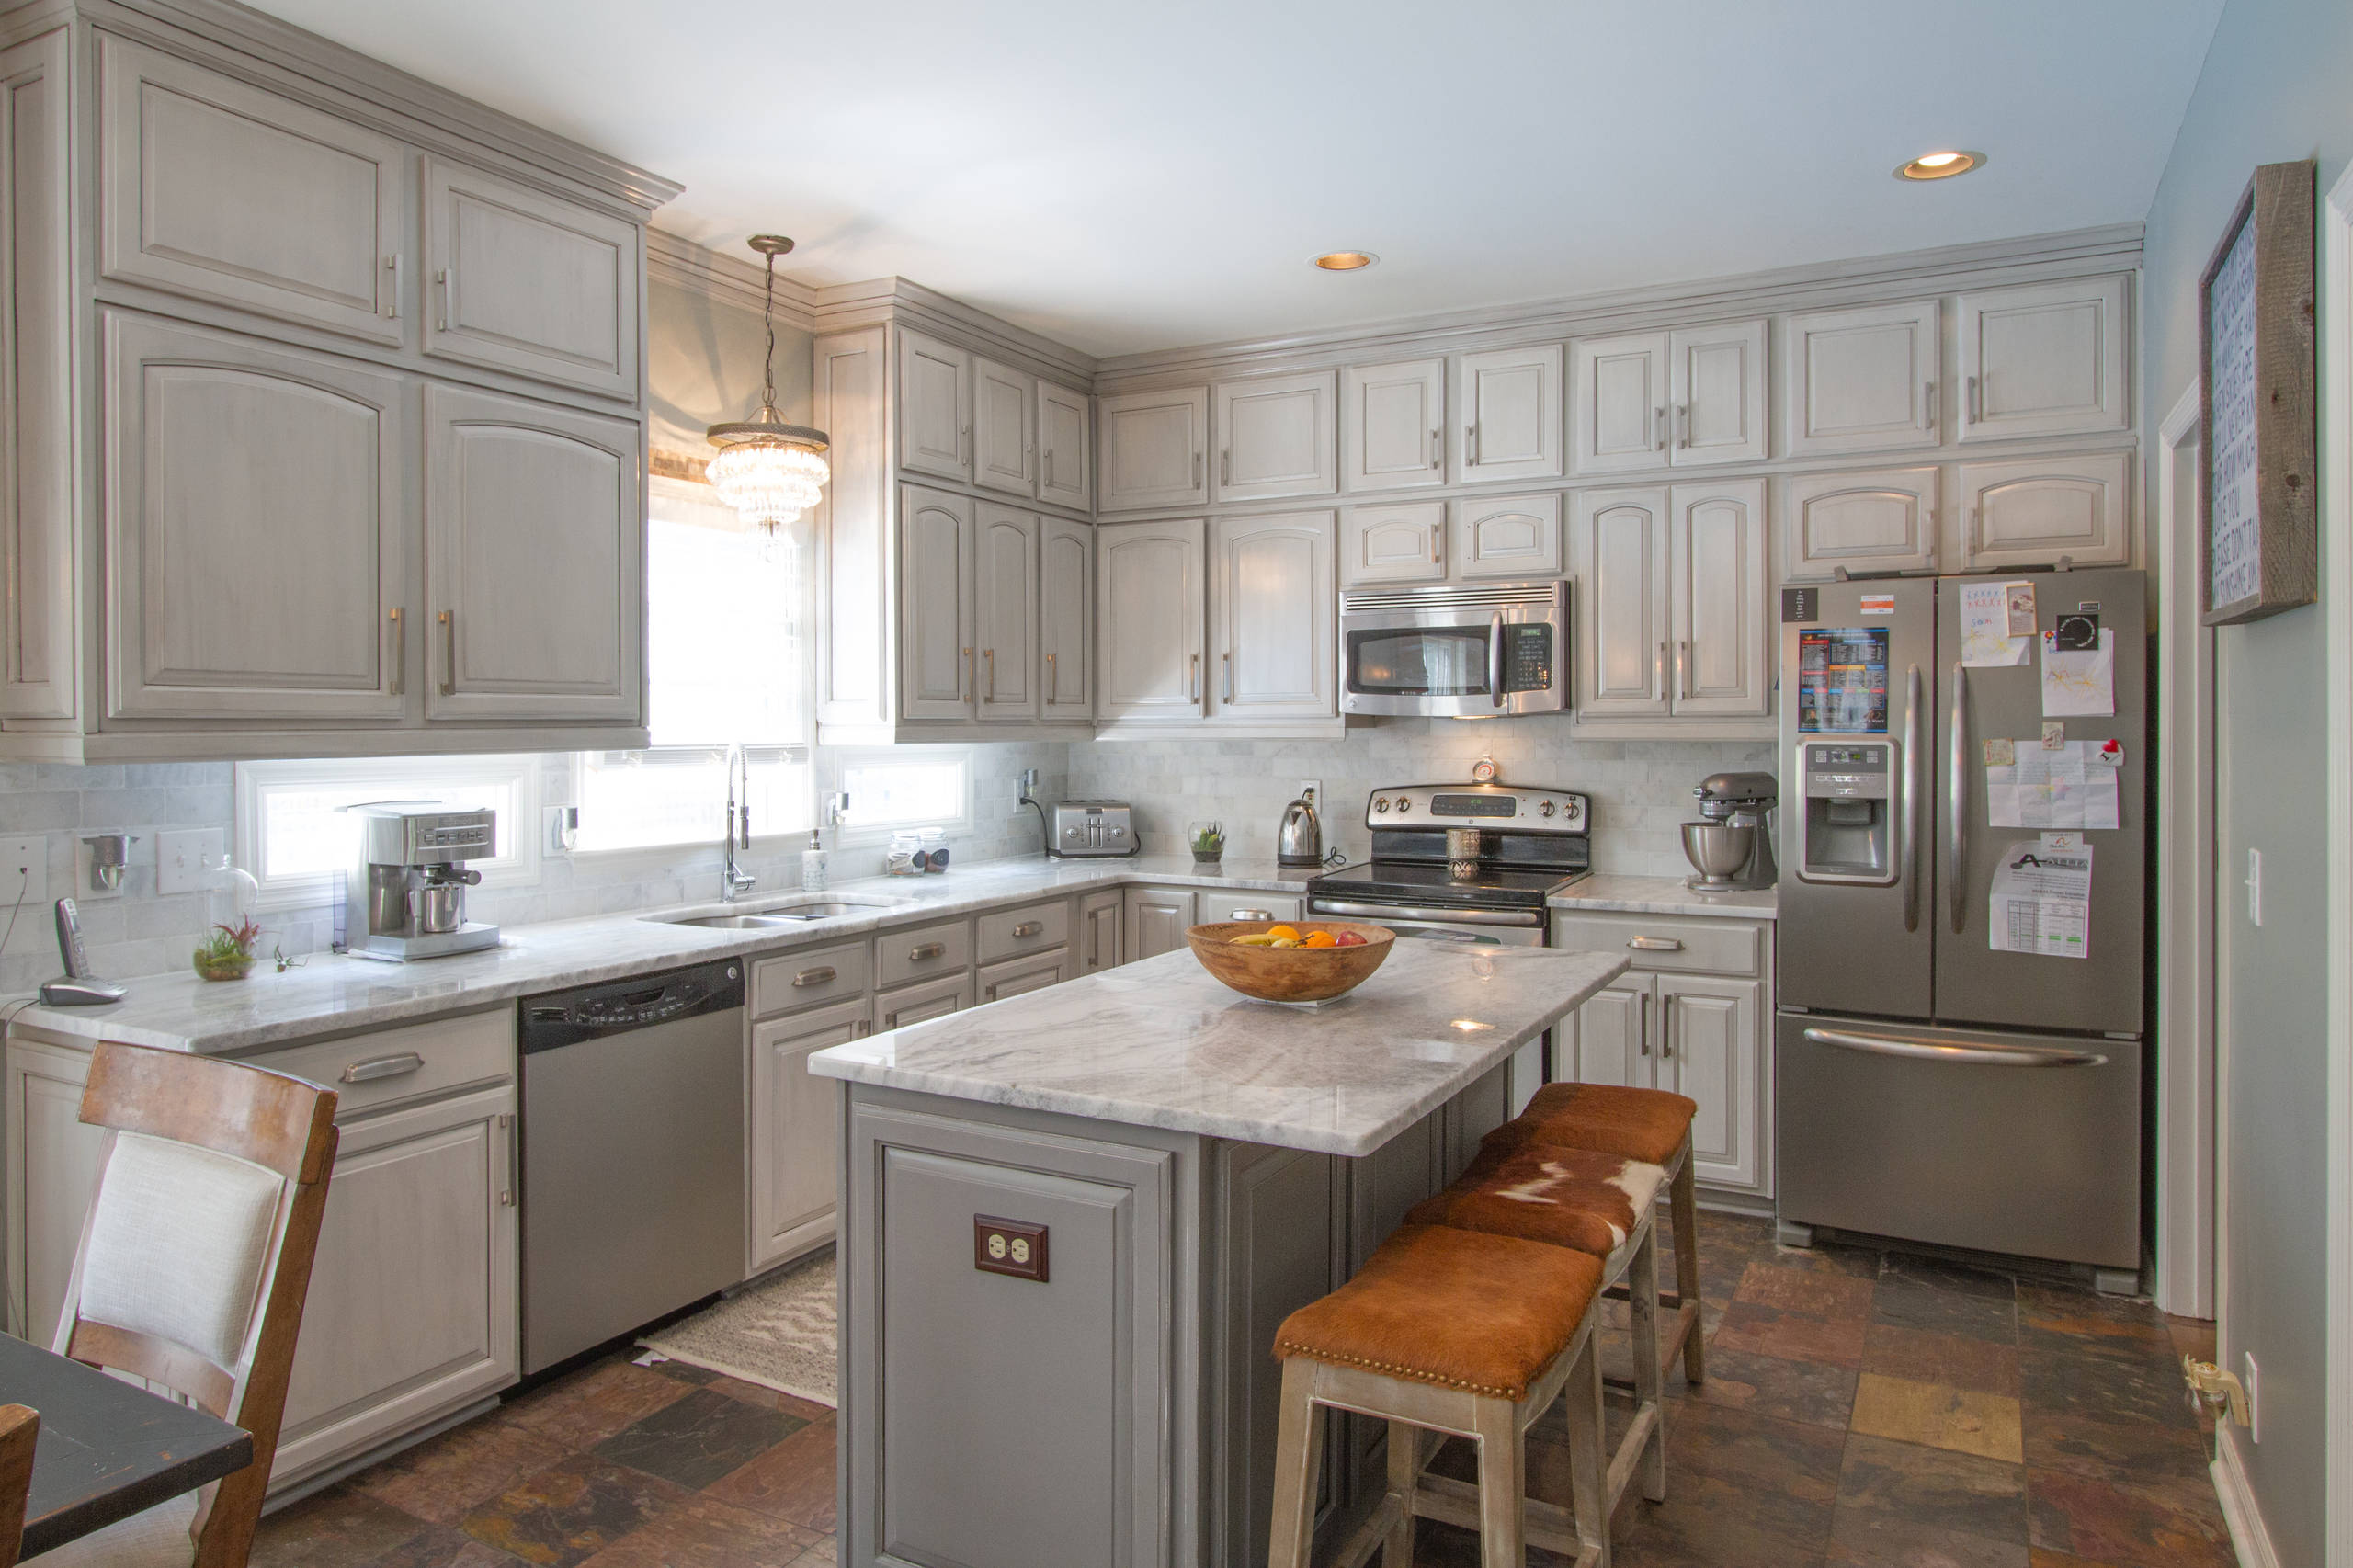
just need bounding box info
[1802,1027,2109,1070]
[1902,663,1923,933]
[1949,661,1969,935]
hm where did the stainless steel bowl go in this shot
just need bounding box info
[1681,820,1755,881]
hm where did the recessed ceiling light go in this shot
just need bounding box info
[1894,150,1986,182]
[1312,251,1378,271]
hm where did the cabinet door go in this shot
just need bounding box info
[105,312,408,722]
[972,357,1035,496]
[1958,277,2129,442]
[423,385,642,722]
[1212,510,1336,721]
[979,949,1072,1002]
[1040,516,1094,722]
[1565,977,1653,1089]
[1569,333,1667,475]
[1122,887,1196,960]
[1669,480,1768,716]
[750,1001,860,1275]
[1097,518,1206,720]
[1782,467,1938,579]
[1214,370,1336,503]
[1570,487,1670,717]
[1451,493,1562,580]
[874,973,974,1032]
[1459,344,1563,483]
[1038,381,1092,509]
[1098,387,1208,511]
[1078,890,1123,971]
[1340,358,1445,492]
[1659,975,1761,1190]
[421,158,639,400]
[277,1086,518,1483]
[1783,300,1941,457]
[1339,501,1446,585]
[899,485,976,721]
[974,503,1037,722]
[6,1038,103,1345]
[4,33,80,723]
[98,37,405,346]
[1957,453,2131,571]
[1669,321,1768,467]
[898,328,972,482]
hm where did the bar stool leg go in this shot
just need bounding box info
[1629,1221,1667,1504]
[1563,1329,1611,1568]
[1267,1359,1325,1568]
[1383,1419,1419,1566]
[1471,1393,1526,1568]
[1669,1142,1705,1384]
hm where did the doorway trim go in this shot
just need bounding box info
[2155,379,2217,1319]
[2321,154,2353,1568]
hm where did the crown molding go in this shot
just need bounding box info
[645,229,821,328]
[813,276,1097,385]
[1094,222,2146,390]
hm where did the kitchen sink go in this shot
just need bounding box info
[641,894,914,929]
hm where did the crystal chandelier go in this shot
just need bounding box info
[706,234,829,535]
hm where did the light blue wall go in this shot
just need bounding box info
[2141,0,2351,1559]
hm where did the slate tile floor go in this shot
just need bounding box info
[254,1213,2225,1568]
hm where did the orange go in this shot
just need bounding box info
[1301,931,1337,949]
[1266,924,1301,942]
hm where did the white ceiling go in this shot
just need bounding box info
[246,0,2224,359]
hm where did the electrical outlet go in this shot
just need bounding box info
[2245,848,2263,927]
[972,1215,1049,1282]
[0,836,47,911]
[1298,778,1322,809]
[2245,1352,2260,1442]
[156,827,226,896]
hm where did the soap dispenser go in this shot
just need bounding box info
[801,829,828,892]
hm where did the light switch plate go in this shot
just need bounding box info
[157,827,226,896]
[0,836,47,915]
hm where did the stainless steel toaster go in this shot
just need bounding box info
[1048,800,1138,858]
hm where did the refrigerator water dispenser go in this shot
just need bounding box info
[1798,741,1897,883]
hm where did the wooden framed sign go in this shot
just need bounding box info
[2200,159,2317,625]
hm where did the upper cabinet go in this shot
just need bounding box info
[1341,358,1446,492]
[1956,453,2131,571]
[974,502,1040,721]
[1571,481,1768,722]
[1782,300,1940,457]
[1451,493,1563,580]
[1038,382,1093,510]
[1781,467,1938,579]
[1040,517,1094,720]
[1097,518,1206,721]
[1456,345,1563,484]
[1957,277,2130,443]
[1211,511,1336,721]
[1214,371,1336,504]
[898,328,972,482]
[1099,386,1210,512]
[898,487,976,722]
[1340,502,1447,585]
[1571,322,1766,475]
[972,356,1036,496]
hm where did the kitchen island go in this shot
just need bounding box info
[809,940,1627,1568]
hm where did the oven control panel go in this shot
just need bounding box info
[1364,785,1587,833]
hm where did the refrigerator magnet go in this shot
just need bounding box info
[2042,722,2067,750]
[2094,739,2125,767]
[1859,594,1896,616]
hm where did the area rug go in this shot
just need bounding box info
[638,1247,837,1407]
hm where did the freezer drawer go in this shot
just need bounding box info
[1776,1012,2139,1268]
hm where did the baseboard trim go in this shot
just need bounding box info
[2212,1426,2283,1568]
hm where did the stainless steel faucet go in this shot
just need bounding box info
[721,744,756,902]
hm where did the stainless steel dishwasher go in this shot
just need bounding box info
[519,958,745,1374]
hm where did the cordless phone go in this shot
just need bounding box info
[40,898,127,1006]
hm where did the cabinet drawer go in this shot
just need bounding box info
[1194,892,1305,925]
[751,941,872,1020]
[976,901,1069,964]
[1548,914,1763,977]
[978,949,1072,1003]
[251,1007,514,1118]
[874,972,974,1032]
[875,918,973,988]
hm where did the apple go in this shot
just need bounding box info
[1333,931,1368,947]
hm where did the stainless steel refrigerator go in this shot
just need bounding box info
[1775,569,2144,1278]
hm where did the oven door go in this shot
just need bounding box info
[1339,583,1569,717]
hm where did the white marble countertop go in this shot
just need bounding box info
[808,943,1629,1157]
[1550,875,1778,921]
[0,856,1320,1057]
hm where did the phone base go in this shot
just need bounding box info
[39,976,127,1006]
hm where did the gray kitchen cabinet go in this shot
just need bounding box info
[1656,972,1762,1191]
[749,998,863,1275]
[897,327,972,482]
[1957,451,2131,571]
[972,355,1036,496]
[1038,381,1093,510]
[1122,887,1196,960]
[1570,486,1670,716]
[974,503,1039,721]
[1097,385,1209,511]
[979,949,1073,1002]
[4,1031,108,1346]
[98,36,406,346]
[103,312,409,722]
[1571,479,1768,722]
[874,972,975,1032]
[1039,516,1094,721]
[1211,510,1336,722]
[1782,299,1942,457]
[0,29,73,727]
[899,485,977,721]
[1957,276,2130,443]
[1450,492,1563,580]
[1340,357,1447,492]
[1570,331,1667,474]
[1455,344,1563,483]
[1781,466,1939,579]
[1571,321,1767,474]
[1077,889,1123,972]
[423,384,643,724]
[1339,501,1447,585]
[421,157,640,401]
[977,900,1070,965]
[1097,518,1207,721]
[1213,369,1337,503]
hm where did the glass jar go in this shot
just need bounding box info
[918,829,949,873]
[886,833,924,877]
[1188,820,1226,864]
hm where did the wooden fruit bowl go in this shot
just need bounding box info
[1186,921,1396,1003]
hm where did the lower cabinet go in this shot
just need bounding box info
[1122,886,1197,960]
[979,949,1071,1002]
[748,998,864,1277]
[1077,889,1123,972]
[875,972,975,1031]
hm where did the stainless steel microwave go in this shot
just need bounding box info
[1339,580,1572,717]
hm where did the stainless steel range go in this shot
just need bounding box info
[1306,778,1591,946]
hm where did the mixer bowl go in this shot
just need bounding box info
[1681,820,1756,881]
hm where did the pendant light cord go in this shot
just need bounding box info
[761,251,779,413]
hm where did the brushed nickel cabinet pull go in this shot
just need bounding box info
[1193,451,1202,489]
[1922,381,1937,430]
[438,609,456,696]
[434,267,451,332]
[1627,936,1683,952]
[1221,449,1232,486]
[909,941,948,961]
[1044,449,1053,489]
[1655,641,1667,699]
[1661,995,1675,1059]
[1967,374,1981,423]
[984,647,995,703]
[387,608,404,697]
[1428,521,1442,562]
[1233,908,1273,920]
[1047,651,1059,704]
[1675,403,1689,449]
[341,1051,424,1084]
[1654,406,1666,451]
[383,254,402,319]
[1222,650,1233,704]
[498,1111,517,1206]
[1188,652,1200,701]
[1465,423,1478,466]
[961,646,972,701]
[1638,994,1651,1056]
[1429,427,1442,469]
[1677,639,1691,699]
[1012,920,1045,938]
[791,966,838,988]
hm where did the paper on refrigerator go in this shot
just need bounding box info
[1960,581,2032,666]
[2040,628,2116,717]
[1988,834,2093,959]
[1984,742,2120,830]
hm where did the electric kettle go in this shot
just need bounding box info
[1278,790,1323,869]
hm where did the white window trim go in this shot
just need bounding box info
[233,755,543,913]
[832,746,976,846]
[568,744,813,861]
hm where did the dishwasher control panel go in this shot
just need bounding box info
[520,960,745,1053]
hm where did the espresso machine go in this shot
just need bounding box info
[1682,772,1779,892]
[345,801,501,961]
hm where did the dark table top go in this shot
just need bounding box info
[1,1332,252,1557]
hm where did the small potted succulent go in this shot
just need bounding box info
[192,917,263,983]
[1189,821,1226,865]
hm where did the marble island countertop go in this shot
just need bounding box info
[808,943,1629,1156]
[1550,874,1778,920]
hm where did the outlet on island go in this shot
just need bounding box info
[972,1215,1049,1282]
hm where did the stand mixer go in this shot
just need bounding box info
[1682,772,1779,892]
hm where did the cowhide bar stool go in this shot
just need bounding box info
[1486,1084,1705,1384]
[1267,1225,1612,1568]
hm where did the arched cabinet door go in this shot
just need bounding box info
[1096,519,1205,719]
[104,312,408,722]
[423,385,642,723]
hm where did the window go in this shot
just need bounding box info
[835,748,973,844]
[235,755,540,912]
[574,746,805,855]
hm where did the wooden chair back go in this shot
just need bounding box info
[0,1404,38,1568]
[54,1042,338,1568]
